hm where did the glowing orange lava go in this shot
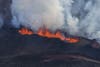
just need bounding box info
[37,28,65,40]
[18,28,33,35]
[65,38,79,43]
[19,28,79,43]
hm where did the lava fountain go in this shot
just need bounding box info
[18,28,79,43]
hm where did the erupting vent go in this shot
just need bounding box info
[18,28,33,35]
[18,28,79,43]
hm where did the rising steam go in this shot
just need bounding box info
[11,0,100,43]
[11,0,65,31]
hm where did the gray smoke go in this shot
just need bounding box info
[11,0,100,43]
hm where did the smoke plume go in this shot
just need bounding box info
[11,0,100,43]
[11,0,65,31]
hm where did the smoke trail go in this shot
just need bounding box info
[11,0,100,43]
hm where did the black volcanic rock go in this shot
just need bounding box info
[0,28,100,67]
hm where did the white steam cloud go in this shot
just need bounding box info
[11,0,64,31]
[11,0,100,43]
[79,0,100,43]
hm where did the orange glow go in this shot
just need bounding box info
[65,38,79,43]
[37,28,65,40]
[18,28,33,35]
[19,28,79,43]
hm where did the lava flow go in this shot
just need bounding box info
[18,28,79,43]
[18,28,33,35]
